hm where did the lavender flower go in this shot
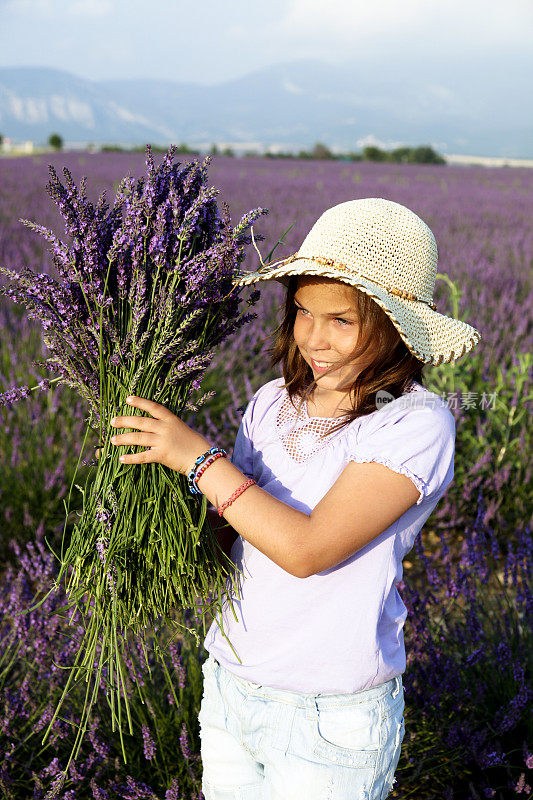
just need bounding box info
[2,146,530,800]
[179,723,191,760]
[0,145,266,775]
[0,534,206,796]
[165,778,180,800]
[141,724,156,761]
[396,489,531,796]
[169,640,186,689]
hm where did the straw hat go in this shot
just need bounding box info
[232,198,481,366]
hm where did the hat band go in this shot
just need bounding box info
[258,253,437,312]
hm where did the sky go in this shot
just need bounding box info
[0,0,532,85]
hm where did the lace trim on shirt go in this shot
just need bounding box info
[276,393,345,463]
[276,381,421,465]
[347,455,428,505]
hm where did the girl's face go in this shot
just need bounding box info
[292,276,366,394]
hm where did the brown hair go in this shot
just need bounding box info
[264,275,426,439]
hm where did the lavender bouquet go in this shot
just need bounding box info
[0,145,266,778]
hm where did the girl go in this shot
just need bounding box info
[107,198,481,799]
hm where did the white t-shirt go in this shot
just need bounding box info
[203,377,455,694]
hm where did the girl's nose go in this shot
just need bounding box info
[306,326,331,350]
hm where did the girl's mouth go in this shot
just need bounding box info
[311,357,338,373]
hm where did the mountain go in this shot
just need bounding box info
[0,58,531,158]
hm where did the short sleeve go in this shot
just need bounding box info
[347,402,455,505]
[229,396,257,479]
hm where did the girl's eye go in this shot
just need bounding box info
[295,307,352,327]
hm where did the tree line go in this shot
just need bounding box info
[107,141,446,164]
[0,132,446,164]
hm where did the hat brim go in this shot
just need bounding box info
[233,261,481,366]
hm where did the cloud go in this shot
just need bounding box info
[1,0,531,87]
[278,0,533,55]
[67,0,112,16]
[283,79,304,94]
[282,0,423,40]
[3,0,111,15]
[4,0,54,12]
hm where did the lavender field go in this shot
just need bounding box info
[0,152,531,799]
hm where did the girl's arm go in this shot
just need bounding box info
[196,456,420,578]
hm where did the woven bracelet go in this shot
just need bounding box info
[217,478,256,517]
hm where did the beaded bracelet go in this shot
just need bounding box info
[187,446,227,496]
[187,448,226,496]
[217,478,257,517]
[193,451,226,489]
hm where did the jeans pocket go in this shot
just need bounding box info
[379,715,405,799]
[201,654,215,676]
[379,686,405,751]
[312,698,381,768]
[199,656,220,724]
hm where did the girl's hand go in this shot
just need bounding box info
[103,395,212,475]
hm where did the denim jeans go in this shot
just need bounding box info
[199,653,405,800]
